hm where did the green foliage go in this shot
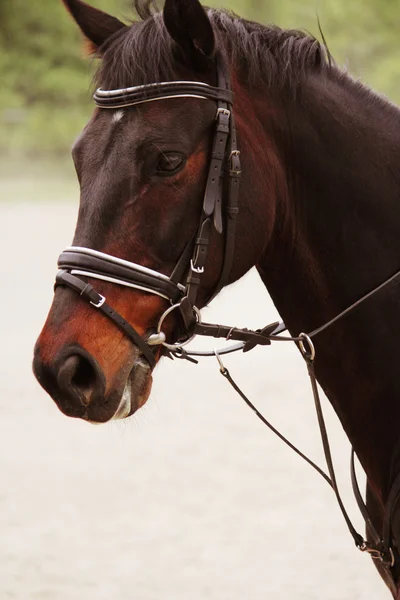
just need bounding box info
[1,0,399,158]
[0,0,126,158]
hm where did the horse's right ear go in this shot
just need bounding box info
[62,0,126,53]
[163,0,215,69]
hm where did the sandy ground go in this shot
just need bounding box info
[0,200,388,599]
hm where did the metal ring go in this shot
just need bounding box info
[298,333,316,362]
[157,303,202,350]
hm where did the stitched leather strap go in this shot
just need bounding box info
[212,113,241,298]
[184,62,238,313]
[202,109,230,226]
[94,81,234,109]
[193,321,274,347]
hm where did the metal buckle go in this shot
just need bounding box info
[229,150,241,176]
[190,259,204,274]
[90,294,106,308]
[216,107,230,119]
[358,541,395,567]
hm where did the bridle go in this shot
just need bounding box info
[56,61,241,367]
[55,56,400,587]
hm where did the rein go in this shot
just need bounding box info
[55,57,400,582]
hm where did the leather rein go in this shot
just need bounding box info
[55,59,400,583]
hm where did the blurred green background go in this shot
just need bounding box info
[1,0,399,165]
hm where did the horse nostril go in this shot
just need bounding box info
[57,352,103,406]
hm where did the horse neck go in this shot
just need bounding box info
[246,71,400,498]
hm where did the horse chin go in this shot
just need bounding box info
[86,356,153,424]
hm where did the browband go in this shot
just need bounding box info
[94,81,234,109]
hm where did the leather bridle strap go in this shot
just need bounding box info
[215,346,395,571]
[212,81,241,297]
[304,358,366,550]
[192,320,276,348]
[351,450,385,549]
[178,63,239,324]
[383,471,400,557]
[55,270,156,368]
[93,81,234,109]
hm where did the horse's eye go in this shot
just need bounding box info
[157,152,185,175]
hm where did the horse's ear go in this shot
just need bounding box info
[163,0,215,68]
[62,0,126,53]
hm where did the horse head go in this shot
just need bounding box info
[33,1,400,595]
[33,0,278,422]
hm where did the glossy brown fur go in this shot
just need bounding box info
[33,0,400,595]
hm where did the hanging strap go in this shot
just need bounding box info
[304,358,364,547]
[350,449,384,549]
[214,347,395,569]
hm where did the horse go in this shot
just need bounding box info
[32,0,400,595]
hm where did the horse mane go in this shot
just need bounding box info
[95,0,333,90]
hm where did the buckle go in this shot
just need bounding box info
[190,259,204,274]
[216,107,230,119]
[358,541,395,567]
[229,149,241,176]
[90,294,106,308]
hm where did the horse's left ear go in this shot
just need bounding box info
[163,0,215,68]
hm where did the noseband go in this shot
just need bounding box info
[55,58,400,584]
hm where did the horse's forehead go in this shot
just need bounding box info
[73,100,212,211]
[72,109,143,178]
[72,109,127,155]
[76,99,214,165]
